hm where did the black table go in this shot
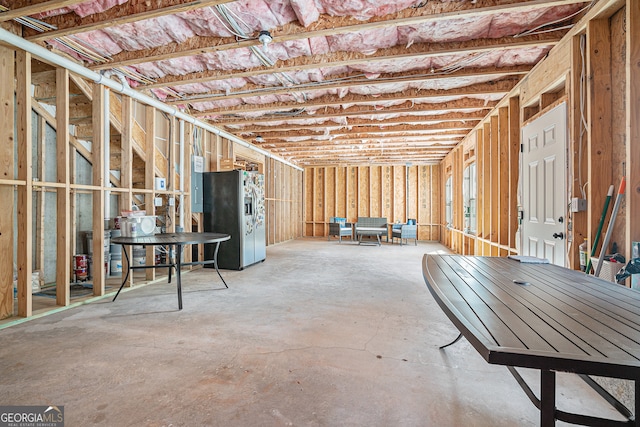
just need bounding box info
[111,232,230,310]
[422,254,640,427]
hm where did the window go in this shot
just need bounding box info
[463,163,477,234]
[445,176,453,228]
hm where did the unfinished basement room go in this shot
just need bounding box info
[1,0,639,426]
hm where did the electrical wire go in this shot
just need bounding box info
[578,34,588,199]
[514,2,594,38]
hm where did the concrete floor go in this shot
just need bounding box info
[0,238,625,426]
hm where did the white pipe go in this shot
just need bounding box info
[0,28,303,172]
[179,119,185,232]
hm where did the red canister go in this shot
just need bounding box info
[74,254,88,281]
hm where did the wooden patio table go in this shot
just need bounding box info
[422,254,640,427]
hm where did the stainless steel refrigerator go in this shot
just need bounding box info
[203,170,266,270]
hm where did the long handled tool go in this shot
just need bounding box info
[594,177,626,278]
[585,185,614,274]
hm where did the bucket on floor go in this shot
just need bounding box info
[74,254,88,281]
[86,231,111,255]
[110,252,122,275]
[132,248,146,266]
[88,253,111,279]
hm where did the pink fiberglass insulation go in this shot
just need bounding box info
[35,0,128,18]
[325,27,399,55]
[398,4,584,45]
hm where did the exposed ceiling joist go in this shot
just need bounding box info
[200,80,517,116]
[23,0,235,41]
[86,0,587,71]
[6,0,589,165]
[0,0,87,22]
[142,33,562,89]
[167,65,531,105]
[246,128,468,140]
[218,98,497,124]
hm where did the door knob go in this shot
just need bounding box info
[553,232,564,240]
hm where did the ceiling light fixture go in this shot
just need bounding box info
[258,30,273,49]
[255,135,265,143]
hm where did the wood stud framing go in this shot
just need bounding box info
[56,67,70,307]
[586,18,613,257]
[626,0,640,257]
[442,98,521,258]
[0,57,303,320]
[0,40,14,319]
[303,165,441,241]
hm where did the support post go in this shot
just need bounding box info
[56,67,70,306]
[16,50,33,317]
[92,83,105,296]
[626,0,640,264]
[145,105,156,280]
[0,38,15,319]
[586,19,613,257]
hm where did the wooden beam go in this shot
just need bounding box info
[204,81,516,116]
[91,0,586,71]
[482,122,491,243]
[490,115,499,252]
[141,34,561,89]
[0,0,88,22]
[508,96,520,250]
[0,40,14,319]
[36,116,46,274]
[91,83,105,296]
[214,97,496,124]
[569,35,586,268]
[498,106,510,247]
[627,0,640,259]
[121,96,133,286]
[475,128,484,254]
[252,128,467,140]
[56,67,70,307]
[145,104,156,280]
[586,19,612,256]
[17,51,33,317]
[24,0,235,41]
[168,65,532,105]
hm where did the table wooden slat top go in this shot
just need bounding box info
[422,255,640,380]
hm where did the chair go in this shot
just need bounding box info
[392,223,417,246]
[328,221,353,243]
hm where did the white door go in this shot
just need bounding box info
[521,103,567,266]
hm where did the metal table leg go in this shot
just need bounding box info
[213,241,228,288]
[439,332,463,350]
[112,244,130,302]
[635,380,640,427]
[176,244,183,310]
[541,370,556,427]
